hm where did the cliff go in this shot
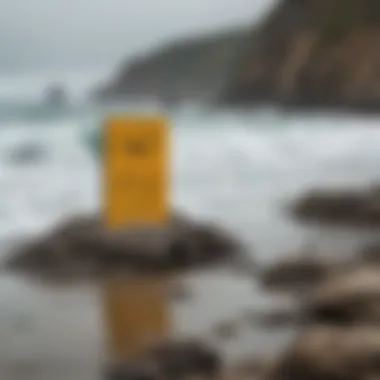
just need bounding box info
[95,27,250,104]
[221,0,380,111]
[96,0,380,112]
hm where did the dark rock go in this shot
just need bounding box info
[3,212,246,283]
[290,183,380,227]
[291,189,367,224]
[143,339,221,380]
[260,255,337,293]
[355,242,380,265]
[104,362,157,380]
[6,143,48,166]
[304,266,380,325]
[272,326,380,380]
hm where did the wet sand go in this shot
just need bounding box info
[0,270,294,380]
[0,276,104,380]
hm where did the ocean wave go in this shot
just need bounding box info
[0,105,380,252]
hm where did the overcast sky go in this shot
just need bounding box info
[0,0,276,72]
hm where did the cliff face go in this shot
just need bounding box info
[95,28,249,104]
[96,0,380,111]
[221,0,380,111]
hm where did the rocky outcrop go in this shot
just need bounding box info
[2,212,246,283]
[290,183,380,227]
[304,266,380,325]
[221,0,380,112]
[272,326,380,380]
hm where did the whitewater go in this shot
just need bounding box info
[1,72,380,379]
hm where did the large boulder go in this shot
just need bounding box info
[272,326,380,380]
[304,266,380,325]
[3,212,246,283]
[290,184,380,227]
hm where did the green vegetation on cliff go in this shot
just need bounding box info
[96,27,250,103]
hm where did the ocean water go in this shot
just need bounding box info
[1,74,380,379]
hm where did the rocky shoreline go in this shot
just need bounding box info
[4,181,380,379]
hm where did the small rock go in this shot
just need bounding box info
[260,255,337,293]
[212,320,239,340]
[244,308,303,329]
[144,339,221,380]
[105,362,157,380]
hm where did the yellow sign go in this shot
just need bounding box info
[103,115,171,364]
[104,115,170,228]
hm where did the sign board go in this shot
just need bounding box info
[104,115,170,227]
[103,115,171,364]
[104,278,171,362]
